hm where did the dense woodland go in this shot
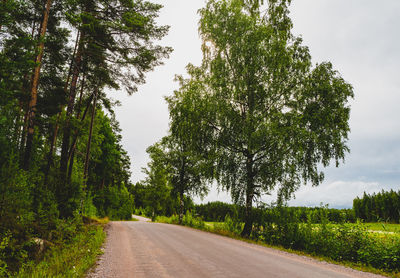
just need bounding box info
[2,0,396,275]
[0,0,170,273]
[354,190,400,223]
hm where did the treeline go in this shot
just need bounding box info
[354,190,400,223]
[0,0,169,274]
[194,201,356,223]
[135,188,399,225]
[194,189,400,225]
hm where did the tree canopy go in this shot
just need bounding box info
[167,0,353,236]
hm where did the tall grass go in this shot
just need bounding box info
[15,224,106,278]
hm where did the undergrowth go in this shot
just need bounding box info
[10,219,106,278]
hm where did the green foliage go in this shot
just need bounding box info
[194,201,355,224]
[158,202,400,272]
[167,0,353,236]
[82,193,98,219]
[162,135,209,205]
[157,211,206,230]
[0,0,168,272]
[142,143,174,217]
[0,233,11,277]
[142,137,209,222]
[135,142,199,220]
[354,190,400,223]
[257,215,400,272]
[65,0,172,94]
[182,211,206,229]
[103,185,134,220]
[222,214,243,235]
[184,204,400,273]
[195,201,240,222]
[0,157,34,273]
[15,224,105,278]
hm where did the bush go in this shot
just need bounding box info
[182,211,205,229]
[254,208,400,272]
[156,211,205,230]
[223,214,242,235]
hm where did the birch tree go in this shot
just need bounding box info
[169,0,354,236]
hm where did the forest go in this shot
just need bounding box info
[353,190,400,223]
[1,0,398,276]
[0,0,170,275]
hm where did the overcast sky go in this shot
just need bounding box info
[110,0,400,208]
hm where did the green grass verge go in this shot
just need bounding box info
[15,223,106,278]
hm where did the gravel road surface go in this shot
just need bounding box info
[88,217,383,278]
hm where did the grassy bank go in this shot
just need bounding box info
[156,212,400,277]
[13,220,107,278]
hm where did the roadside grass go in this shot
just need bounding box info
[15,218,107,278]
[90,216,109,225]
[157,214,400,278]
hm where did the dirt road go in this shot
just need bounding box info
[88,218,383,278]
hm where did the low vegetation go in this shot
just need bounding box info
[157,209,400,276]
[1,217,107,278]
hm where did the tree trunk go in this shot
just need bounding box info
[67,91,94,165]
[178,156,186,224]
[57,32,85,217]
[67,75,86,182]
[44,111,60,184]
[59,33,84,181]
[83,88,98,181]
[23,0,52,170]
[14,103,23,146]
[179,191,184,225]
[44,30,81,183]
[241,155,255,237]
[18,105,29,159]
[0,0,7,32]
[81,88,97,217]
